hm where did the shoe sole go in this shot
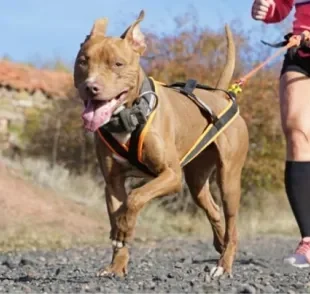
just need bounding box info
[283,259,310,268]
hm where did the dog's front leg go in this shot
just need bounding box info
[112,164,182,243]
[97,174,131,278]
[95,145,130,278]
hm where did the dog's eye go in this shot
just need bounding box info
[115,61,124,67]
[78,56,88,66]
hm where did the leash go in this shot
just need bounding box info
[228,30,310,95]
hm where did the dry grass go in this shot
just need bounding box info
[140,190,299,241]
[0,155,299,252]
[238,191,298,237]
[0,157,110,252]
[1,156,104,207]
[0,225,108,252]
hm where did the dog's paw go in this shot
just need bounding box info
[96,246,129,278]
[96,268,115,278]
[210,266,224,278]
[209,266,233,280]
[96,265,127,278]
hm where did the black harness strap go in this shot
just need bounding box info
[166,80,239,167]
[166,80,234,123]
[99,127,155,176]
[180,93,238,167]
[98,78,157,177]
[168,80,217,122]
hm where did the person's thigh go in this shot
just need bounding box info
[280,70,310,161]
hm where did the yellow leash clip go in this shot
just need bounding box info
[228,83,242,95]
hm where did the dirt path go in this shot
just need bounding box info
[0,236,308,293]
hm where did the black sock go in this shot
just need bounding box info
[285,161,310,238]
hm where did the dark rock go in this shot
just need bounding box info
[2,260,15,270]
[19,257,37,267]
[55,267,61,276]
[237,284,256,294]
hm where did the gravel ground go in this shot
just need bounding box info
[0,236,309,293]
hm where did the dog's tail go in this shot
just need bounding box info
[215,25,235,93]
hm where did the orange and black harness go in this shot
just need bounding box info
[97,76,239,176]
[97,30,310,177]
[97,77,159,176]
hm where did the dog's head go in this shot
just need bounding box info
[73,10,146,132]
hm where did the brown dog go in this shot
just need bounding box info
[73,10,249,279]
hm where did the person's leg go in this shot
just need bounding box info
[280,69,310,267]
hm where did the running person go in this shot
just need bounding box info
[252,0,310,268]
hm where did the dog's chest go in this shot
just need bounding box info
[109,132,151,178]
[112,154,128,164]
[111,132,131,164]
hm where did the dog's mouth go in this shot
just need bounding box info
[82,90,128,132]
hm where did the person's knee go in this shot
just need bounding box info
[279,71,310,160]
[284,122,310,160]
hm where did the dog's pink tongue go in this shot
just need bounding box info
[82,100,114,132]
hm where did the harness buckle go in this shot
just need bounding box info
[118,107,147,133]
[180,79,197,96]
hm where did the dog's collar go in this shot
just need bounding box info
[100,77,158,133]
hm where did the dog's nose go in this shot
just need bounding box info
[85,81,101,96]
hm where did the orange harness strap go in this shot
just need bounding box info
[97,77,159,176]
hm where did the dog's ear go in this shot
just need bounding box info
[90,18,108,37]
[121,10,146,55]
[80,34,91,48]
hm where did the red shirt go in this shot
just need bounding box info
[263,0,310,34]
